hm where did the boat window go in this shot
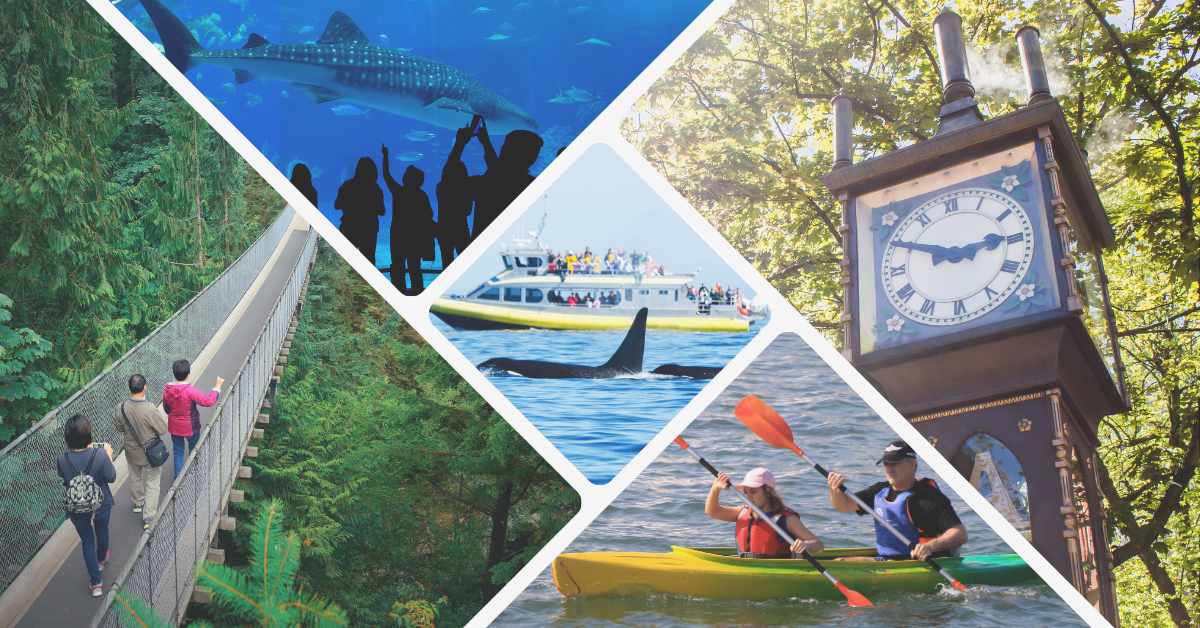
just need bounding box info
[526,257,543,267]
[514,257,527,268]
[639,290,650,295]
[526,288,544,303]
[674,290,679,302]
[504,287,522,302]
[501,256,513,271]
[476,287,501,301]
[659,290,670,295]
[625,289,633,300]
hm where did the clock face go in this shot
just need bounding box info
[853,143,1062,356]
[880,188,1034,326]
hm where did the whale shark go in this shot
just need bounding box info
[476,309,724,380]
[137,0,538,134]
[478,309,647,379]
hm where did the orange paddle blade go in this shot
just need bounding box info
[734,395,803,455]
[836,581,874,607]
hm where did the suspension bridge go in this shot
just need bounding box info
[0,207,318,627]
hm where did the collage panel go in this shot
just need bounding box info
[429,142,769,485]
[498,332,1087,626]
[0,9,578,626]
[106,0,717,295]
[620,0,1199,624]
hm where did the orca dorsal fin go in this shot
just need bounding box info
[243,33,271,48]
[317,11,375,46]
[601,308,647,374]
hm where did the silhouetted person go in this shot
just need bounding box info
[290,163,318,207]
[333,157,385,264]
[446,120,542,242]
[435,127,476,270]
[382,144,434,295]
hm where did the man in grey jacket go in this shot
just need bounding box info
[115,374,168,529]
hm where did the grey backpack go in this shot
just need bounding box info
[64,449,105,514]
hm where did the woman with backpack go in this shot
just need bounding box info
[56,413,117,597]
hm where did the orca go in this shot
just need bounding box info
[650,364,722,380]
[478,309,647,379]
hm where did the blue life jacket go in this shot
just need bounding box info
[872,478,940,557]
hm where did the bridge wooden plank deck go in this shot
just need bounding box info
[12,225,312,627]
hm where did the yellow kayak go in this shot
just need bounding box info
[552,547,1039,600]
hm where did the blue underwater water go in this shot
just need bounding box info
[430,315,761,485]
[117,0,712,289]
[493,333,1086,627]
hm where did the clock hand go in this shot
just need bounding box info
[955,233,1006,260]
[889,240,958,265]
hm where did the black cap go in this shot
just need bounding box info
[876,440,917,464]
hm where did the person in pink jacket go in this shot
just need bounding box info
[163,359,224,477]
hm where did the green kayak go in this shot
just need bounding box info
[553,546,1041,600]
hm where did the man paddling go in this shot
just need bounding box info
[827,441,967,561]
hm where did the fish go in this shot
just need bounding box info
[575,37,611,46]
[246,13,258,24]
[564,86,593,101]
[397,47,413,51]
[377,33,389,46]
[244,92,263,106]
[548,93,576,104]
[222,82,236,92]
[206,96,226,107]
[231,33,244,43]
[332,104,370,117]
[483,33,509,40]
[404,130,435,141]
[310,165,323,178]
[298,25,314,35]
[470,6,493,13]
[498,22,516,31]
[265,24,281,30]
[513,2,533,10]
[280,90,289,97]
[395,151,423,161]
[206,36,216,47]
[567,6,589,13]
[154,42,165,53]
[195,72,203,80]
[139,0,538,134]
[522,34,538,41]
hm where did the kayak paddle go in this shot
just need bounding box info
[733,394,970,592]
[673,436,874,607]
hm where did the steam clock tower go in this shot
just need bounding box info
[821,13,1127,625]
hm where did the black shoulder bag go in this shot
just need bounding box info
[122,402,170,468]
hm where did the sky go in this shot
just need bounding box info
[448,142,746,294]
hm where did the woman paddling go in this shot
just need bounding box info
[706,468,824,558]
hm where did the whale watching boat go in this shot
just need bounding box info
[432,240,770,332]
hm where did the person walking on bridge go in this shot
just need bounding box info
[56,414,116,597]
[163,359,224,477]
[115,374,168,529]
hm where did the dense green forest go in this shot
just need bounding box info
[623,0,1199,624]
[0,0,286,443]
[190,242,579,626]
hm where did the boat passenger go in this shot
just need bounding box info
[568,293,579,306]
[827,440,968,561]
[706,468,824,559]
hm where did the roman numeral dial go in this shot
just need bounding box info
[878,187,1036,326]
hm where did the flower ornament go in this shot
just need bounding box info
[870,201,910,242]
[874,307,918,346]
[988,160,1033,201]
[1003,269,1048,313]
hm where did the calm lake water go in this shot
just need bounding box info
[431,317,759,484]
[492,333,1087,627]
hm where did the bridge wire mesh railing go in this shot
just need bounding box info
[94,229,317,627]
[0,206,296,596]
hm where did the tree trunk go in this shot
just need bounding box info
[485,480,514,596]
[1139,549,1192,627]
[194,121,203,268]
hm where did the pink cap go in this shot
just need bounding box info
[737,467,775,489]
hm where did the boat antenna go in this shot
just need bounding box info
[534,194,548,246]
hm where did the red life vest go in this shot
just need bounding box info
[735,506,797,558]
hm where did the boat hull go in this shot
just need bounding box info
[431,298,754,332]
[552,547,1039,600]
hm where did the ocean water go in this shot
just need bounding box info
[117,0,712,289]
[493,333,1087,627]
[430,316,759,484]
